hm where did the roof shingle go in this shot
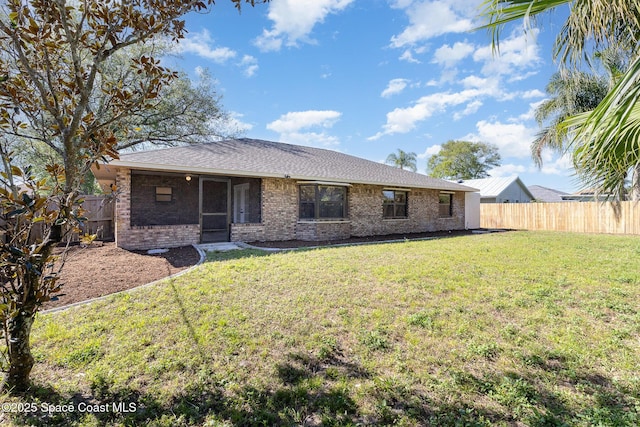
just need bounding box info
[108,138,476,192]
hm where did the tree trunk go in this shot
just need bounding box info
[631,165,640,201]
[3,310,36,393]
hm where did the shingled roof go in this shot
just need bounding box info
[99,138,476,192]
[528,185,569,202]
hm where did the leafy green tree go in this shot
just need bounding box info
[385,149,417,172]
[479,0,640,198]
[427,140,501,180]
[0,0,266,393]
[14,62,234,194]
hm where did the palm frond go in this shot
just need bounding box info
[564,56,640,197]
[478,0,571,54]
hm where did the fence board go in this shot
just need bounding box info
[17,195,114,243]
[480,201,640,235]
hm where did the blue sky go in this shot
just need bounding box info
[168,0,577,192]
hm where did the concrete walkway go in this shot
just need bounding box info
[195,242,243,252]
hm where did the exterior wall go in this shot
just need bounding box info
[115,168,200,250]
[493,182,532,203]
[260,178,298,241]
[230,179,466,243]
[350,185,465,236]
[465,192,481,229]
[116,171,468,248]
[296,221,351,241]
[130,172,199,226]
[230,223,265,242]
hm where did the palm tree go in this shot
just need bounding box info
[479,0,640,199]
[386,149,417,172]
[531,50,622,167]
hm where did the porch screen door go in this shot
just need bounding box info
[200,178,230,243]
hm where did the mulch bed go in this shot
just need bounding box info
[43,242,201,310]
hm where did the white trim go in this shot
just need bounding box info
[297,220,351,224]
[439,191,456,194]
[383,187,412,192]
[296,181,352,187]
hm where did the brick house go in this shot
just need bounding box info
[92,138,478,250]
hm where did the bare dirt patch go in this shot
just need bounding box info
[43,242,200,310]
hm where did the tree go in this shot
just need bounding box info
[532,71,609,167]
[13,64,235,194]
[93,44,237,151]
[427,140,501,180]
[479,0,640,199]
[385,149,417,172]
[0,0,267,393]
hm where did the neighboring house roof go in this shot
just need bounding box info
[562,188,613,202]
[528,185,569,202]
[95,138,477,192]
[457,176,534,199]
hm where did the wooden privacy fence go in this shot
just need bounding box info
[29,195,115,243]
[481,201,640,235]
[75,195,114,241]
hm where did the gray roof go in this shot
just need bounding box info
[102,138,476,192]
[528,185,569,202]
[458,176,533,199]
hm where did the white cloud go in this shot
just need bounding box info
[522,89,545,99]
[432,41,474,68]
[453,100,483,120]
[253,0,355,52]
[539,153,574,175]
[508,71,540,83]
[369,87,493,140]
[463,119,536,158]
[381,79,410,98]
[177,29,237,63]
[267,110,342,147]
[460,75,502,98]
[277,132,341,148]
[417,144,442,159]
[473,29,541,77]
[488,164,526,177]
[239,55,258,77]
[399,49,421,63]
[267,110,341,133]
[516,99,545,121]
[390,1,475,48]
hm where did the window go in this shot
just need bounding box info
[299,184,347,219]
[439,193,452,217]
[155,186,172,202]
[383,190,408,219]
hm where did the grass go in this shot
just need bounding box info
[2,231,640,426]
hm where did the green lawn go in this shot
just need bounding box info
[4,231,640,426]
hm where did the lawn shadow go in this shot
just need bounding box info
[7,349,638,426]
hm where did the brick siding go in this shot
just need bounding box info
[130,172,199,226]
[115,171,467,249]
[230,178,466,242]
[115,169,200,250]
[349,184,465,236]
